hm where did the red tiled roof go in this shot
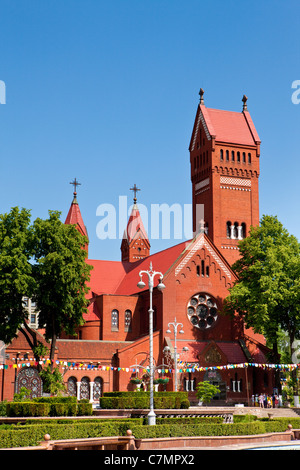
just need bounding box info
[115,240,189,295]
[198,104,261,146]
[65,199,88,237]
[175,340,248,365]
[56,339,132,361]
[123,204,149,244]
[86,240,190,299]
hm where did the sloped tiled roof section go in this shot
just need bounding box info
[190,103,261,149]
[65,199,88,237]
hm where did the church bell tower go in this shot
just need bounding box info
[189,90,261,265]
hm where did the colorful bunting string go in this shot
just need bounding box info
[0,359,299,373]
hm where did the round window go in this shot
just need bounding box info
[187,293,218,330]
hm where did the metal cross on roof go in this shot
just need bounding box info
[130,184,141,204]
[70,178,81,195]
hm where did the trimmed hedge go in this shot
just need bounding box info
[130,421,267,439]
[5,399,93,417]
[100,391,189,409]
[0,417,297,449]
[0,421,131,448]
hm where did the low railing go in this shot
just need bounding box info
[39,429,136,450]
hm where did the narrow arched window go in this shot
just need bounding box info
[125,310,132,332]
[248,153,251,164]
[243,152,246,163]
[226,150,229,161]
[220,149,224,161]
[233,222,239,239]
[241,222,246,238]
[226,221,232,238]
[231,151,235,161]
[201,260,205,277]
[111,309,119,331]
[237,151,240,162]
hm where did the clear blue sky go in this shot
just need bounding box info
[1,0,299,261]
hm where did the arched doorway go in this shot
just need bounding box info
[67,376,77,397]
[93,376,103,400]
[80,376,90,400]
[16,367,42,398]
[203,369,226,401]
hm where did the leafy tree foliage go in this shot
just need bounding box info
[196,381,220,404]
[225,215,300,363]
[0,208,92,370]
[0,207,34,343]
[31,210,92,364]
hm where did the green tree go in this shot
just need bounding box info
[39,365,66,395]
[31,210,92,366]
[0,207,34,343]
[196,381,220,405]
[224,215,300,391]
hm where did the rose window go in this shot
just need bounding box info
[187,293,218,329]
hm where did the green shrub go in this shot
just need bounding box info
[0,416,295,449]
[5,398,92,417]
[100,391,189,409]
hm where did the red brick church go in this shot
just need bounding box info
[0,91,274,404]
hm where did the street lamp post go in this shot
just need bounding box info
[166,318,185,392]
[137,262,165,425]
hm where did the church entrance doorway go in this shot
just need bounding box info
[203,370,226,401]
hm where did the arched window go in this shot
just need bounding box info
[241,222,246,238]
[80,376,90,400]
[237,151,240,162]
[226,150,229,161]
[226,221,232,238]
[243,152,246,163]
[231,151,235,161]
[248,153,251,164]
[67,376,77,397]
[220,149,224,161]
[125,309,132,332]
[93,376,103,400]
[111,309,119,331]
[233,222,239,239]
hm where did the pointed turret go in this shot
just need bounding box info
[121,185,150,263]
[65,178,89,253]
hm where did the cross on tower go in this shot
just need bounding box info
[70,178,81,196]
[130,184,141,204]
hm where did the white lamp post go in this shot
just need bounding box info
[137,262,165,425]
[166,318,186,392]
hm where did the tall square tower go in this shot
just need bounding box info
[189,91,261,265]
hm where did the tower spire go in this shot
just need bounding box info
[121,185,150,262]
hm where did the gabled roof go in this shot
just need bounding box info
[86,240,190,299]
[190,103,261,149]
[173,340,248,365]
[86,229,237,305]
